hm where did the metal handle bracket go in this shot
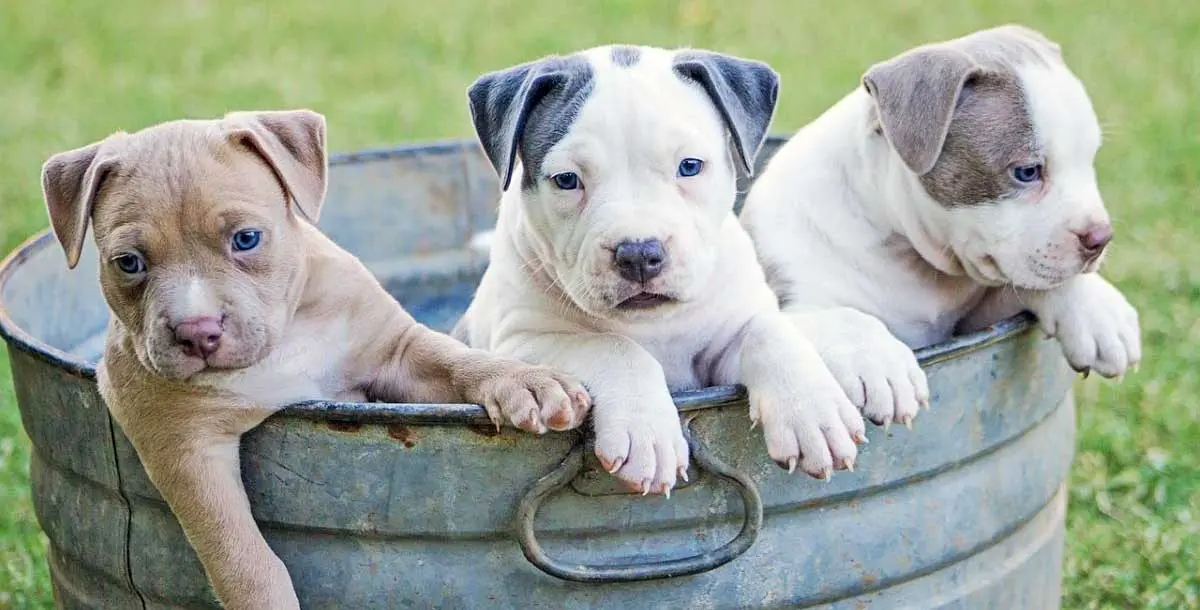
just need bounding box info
[515,428,763,583]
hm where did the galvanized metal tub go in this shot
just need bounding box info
[0,137,1076,609]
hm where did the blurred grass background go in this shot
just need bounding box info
[0,0,1196,607]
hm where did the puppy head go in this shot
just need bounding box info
[41,110,328,381]
[468,45,778,320]
[864,25,1112,289]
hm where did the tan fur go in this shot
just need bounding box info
[41,110,590,609]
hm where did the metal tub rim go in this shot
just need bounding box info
[0,138,1037,429]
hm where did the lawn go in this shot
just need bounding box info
[0,0,1197,607]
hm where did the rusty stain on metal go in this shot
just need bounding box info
[326,420,363,433]
[387,424,417,448]
[466,423,502,438]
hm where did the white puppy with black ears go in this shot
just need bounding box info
[740,25,1141,429]
[455,45,868,495]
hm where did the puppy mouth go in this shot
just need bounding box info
[615,291,675,310]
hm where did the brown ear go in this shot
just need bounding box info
[41,141,119,269]
[862,46,981,175]
[223,109,328,222]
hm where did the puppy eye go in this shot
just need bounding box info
[1010,164,1043,184]
[677,158,704,177]
[232,229,263,252]
[112,253,146,275]
[551,172,581,191]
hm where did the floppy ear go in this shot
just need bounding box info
[466,58,578,192]
[672,50,780,177]
[862,46,981,175]
[223,109,328,222]
[41,141,119,269]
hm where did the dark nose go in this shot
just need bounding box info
[613,239,667,283]
[174,317,223,359]
[1076,223,1113,256]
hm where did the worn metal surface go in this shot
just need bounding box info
[0,137,1076,609]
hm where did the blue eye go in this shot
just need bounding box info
[551,172,580,190]
[113,253,145,275]
[1011,164,1043,184]
[232,229,262,252]
[677,158,704,177]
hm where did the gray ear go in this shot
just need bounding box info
[41,140,120,269]
[223,109,328,222]
[672,51,780,177]
[466,57,589,192]
[862,46,981,175]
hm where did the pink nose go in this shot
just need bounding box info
[1077,224,1113,255]
[174,317,223,359]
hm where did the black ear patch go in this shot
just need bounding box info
[466,55,594,191]
[672,51,780,177]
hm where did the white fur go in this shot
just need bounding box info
[460,46,866,493]
[194,315,359,406]
[740,40,1141,421]
[180,278,213,319]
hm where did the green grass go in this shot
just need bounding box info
[1,0,1197,607]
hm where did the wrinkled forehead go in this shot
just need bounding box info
[947,28,1099,150]
[92,126,286,239]
[578,46,725,136]
[519,46,726,180]
[954,27,1099,140]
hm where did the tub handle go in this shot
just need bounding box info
[515,428,763,583]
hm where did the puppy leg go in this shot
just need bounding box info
[737,312,866,478]
[996,273,1141,378]
[370,320,590,434]
[119,406,299,610]
[786,307,929,429]
[495,332,688,496]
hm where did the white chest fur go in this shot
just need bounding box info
[193,314,358,407]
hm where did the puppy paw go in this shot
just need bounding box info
[751,363,866,479]
[593,398,689,496]
[1033,275,1141,378]
[793,309,929,429]
[477,365,591,434]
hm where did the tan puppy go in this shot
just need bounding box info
[40,110,590,609]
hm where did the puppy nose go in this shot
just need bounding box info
[174,317,223,358]
[613,239,667,283]
[1077,224,1113,255]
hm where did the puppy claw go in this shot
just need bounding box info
[853,431,869,445]
[601,456,625,475]
[821,468,832,482]
[843,457,855,472]
[883,419,892,432]
[749,418,759,431]
[787,456,798,474]
[904,418,913,431]
[641,480,651,496]
[678,467,689,483]
[663,486,671,500]
[920,398,931,411]
[1081,368,1091,379]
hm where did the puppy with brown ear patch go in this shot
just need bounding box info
[40,110,590,609]
[741,25,1140,430]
